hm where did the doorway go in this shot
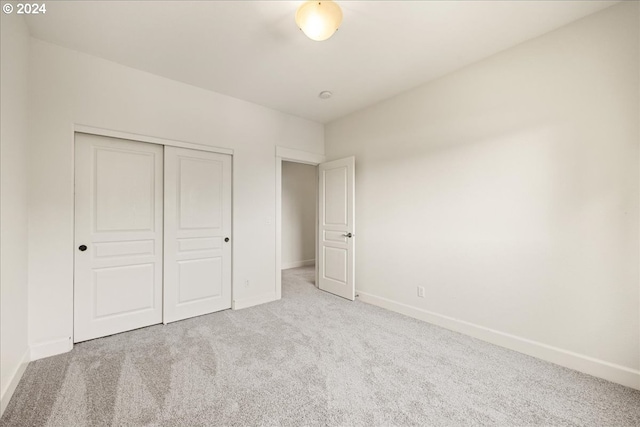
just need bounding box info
[274,147,356,301]
[281,161,318,288]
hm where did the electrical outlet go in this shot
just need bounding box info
[417,286,425,298]
[245,279,250,288]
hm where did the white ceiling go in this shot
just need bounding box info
[25,1,616,123]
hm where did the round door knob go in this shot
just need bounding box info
[224,237,230,242]
[78,245,87,251]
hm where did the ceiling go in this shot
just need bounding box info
[25,1,616,123]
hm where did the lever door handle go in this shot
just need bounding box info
[342,233,353,238]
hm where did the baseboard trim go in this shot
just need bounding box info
[357,290,640,390]
[232,292,277,310]
[0,348,30,416]
[30,337,72,361]
[282,259,315,270]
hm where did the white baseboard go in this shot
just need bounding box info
[357,290,640,390]
[232,291,277,310]
[282,259,315,270]
[0,348,30,417]
[30,336,72,361]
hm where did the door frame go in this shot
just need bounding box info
[275,146,326,299]
[72,124,234,345]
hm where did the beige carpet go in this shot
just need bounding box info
[1,266,639,426]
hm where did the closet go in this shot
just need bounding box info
[73,133,232,343]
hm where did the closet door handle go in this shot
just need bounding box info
[224,237,230,242]
[342,233,353,238]
[78,245,87,251]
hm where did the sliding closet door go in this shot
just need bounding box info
[74,133,164,343]
[163,147,232,323]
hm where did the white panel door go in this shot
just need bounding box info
[164,147,232,323]
[318,157,355,300]
[74,133,163,343]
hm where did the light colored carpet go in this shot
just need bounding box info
[2,266,639,426]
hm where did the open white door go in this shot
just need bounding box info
[74,133,164,343]
[163,147,232,323]
[318,156,355,300]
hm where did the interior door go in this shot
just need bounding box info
[318,156,355,300]
[74,133,163,343]
[163,147,232,323]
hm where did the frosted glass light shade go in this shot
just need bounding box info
[295,1,343,41]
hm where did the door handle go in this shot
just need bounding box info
[342,233,353,238]
[78,245,87,251]
[224,237,230,242]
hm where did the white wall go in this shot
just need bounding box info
[1,14,31,415]
[282,162,316,269]
[27,39,324,358]
[326,2,640,387]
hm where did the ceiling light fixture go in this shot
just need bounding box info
[295,1,343,42]
[319,91,333,99]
